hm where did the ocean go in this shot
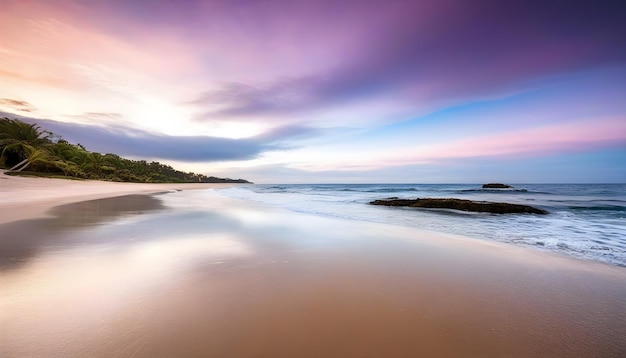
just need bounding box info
[214,184,626,267]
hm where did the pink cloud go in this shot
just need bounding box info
[300,117,625,172]
[0,0,200,93]
[391,117,626,166]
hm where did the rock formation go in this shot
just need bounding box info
[370,198,548,214]
[482,183,512,188]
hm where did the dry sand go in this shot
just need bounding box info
[0,170,233,224]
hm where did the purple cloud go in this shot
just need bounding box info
[188,0,625,120]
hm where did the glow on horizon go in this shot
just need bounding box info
[0,0,624,183]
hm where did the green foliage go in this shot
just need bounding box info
[0,118,52,168]
[0,117,251,183]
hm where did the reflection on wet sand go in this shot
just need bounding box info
[1,191,625,357]
[0,195,165,270]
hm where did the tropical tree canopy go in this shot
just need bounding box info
[0,119,52,168]
[0,117,251,183]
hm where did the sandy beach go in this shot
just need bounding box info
[1,173,625,357]
[0,170,234,224]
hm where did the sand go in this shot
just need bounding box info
[1,172,625,357]
[0,170,233,224]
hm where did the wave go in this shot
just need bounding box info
[261,186,424,194]
[567,205,626,212]
[363,188,420,193]
[591,199,626,204]
[213,184,626,267]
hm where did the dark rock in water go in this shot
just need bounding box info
[482,183,512,188]
[370,198,548,214]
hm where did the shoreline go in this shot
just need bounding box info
[0,170,236,225]
[1,170,623,273]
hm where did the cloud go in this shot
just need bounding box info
[1,112,318,162]
[192,77,332,120]
[79,112,122,119]
[65,112,124,125]
[0,98,36,112]
[190,0,626,122]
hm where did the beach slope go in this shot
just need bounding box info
[0,170,233,224]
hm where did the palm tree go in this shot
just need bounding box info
[85,152,103,175]
[0,118,52,169]
[9,148,52,172]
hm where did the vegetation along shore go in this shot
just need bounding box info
[0,118,251,183]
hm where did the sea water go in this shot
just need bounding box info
[214,184,626,267]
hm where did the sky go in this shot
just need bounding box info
[0,0,624,183]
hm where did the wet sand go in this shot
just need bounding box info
[1,180,625,357]
[0,170,234,224]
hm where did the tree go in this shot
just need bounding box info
[10,148,52,172]
[0,118,52,168]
